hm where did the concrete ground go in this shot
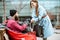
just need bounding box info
[37,34,60,40]
[37,28,60,40]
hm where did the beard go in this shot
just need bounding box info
[14,16,19,21]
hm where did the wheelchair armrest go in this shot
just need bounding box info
[4,33,9,40]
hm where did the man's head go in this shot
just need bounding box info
[10,10,19,21]
[10,10,18,17]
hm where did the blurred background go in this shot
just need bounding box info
[0,0,60,40]
[0,0,60,28]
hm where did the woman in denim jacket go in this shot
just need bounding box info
[30,0,54,40]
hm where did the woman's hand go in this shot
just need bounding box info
[31,19,34,23]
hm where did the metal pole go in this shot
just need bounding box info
[2,0,6,22]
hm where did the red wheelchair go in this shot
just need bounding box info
[5,27,37,40]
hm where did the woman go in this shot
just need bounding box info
[30,0,54,40]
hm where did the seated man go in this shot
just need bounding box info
[5,9,36,40]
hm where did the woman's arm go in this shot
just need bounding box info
[31,9,38,23]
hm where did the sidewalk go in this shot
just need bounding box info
[37,28,60,40]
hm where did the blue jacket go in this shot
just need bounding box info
[31,5,54,38]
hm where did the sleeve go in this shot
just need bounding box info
[31,9,38,22]
[11,21,27,31]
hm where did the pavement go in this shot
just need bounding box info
[37,28,60,40]
[37,34,60,40]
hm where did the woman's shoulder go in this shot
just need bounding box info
[39,5,47,15]
[39,5,46,11]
